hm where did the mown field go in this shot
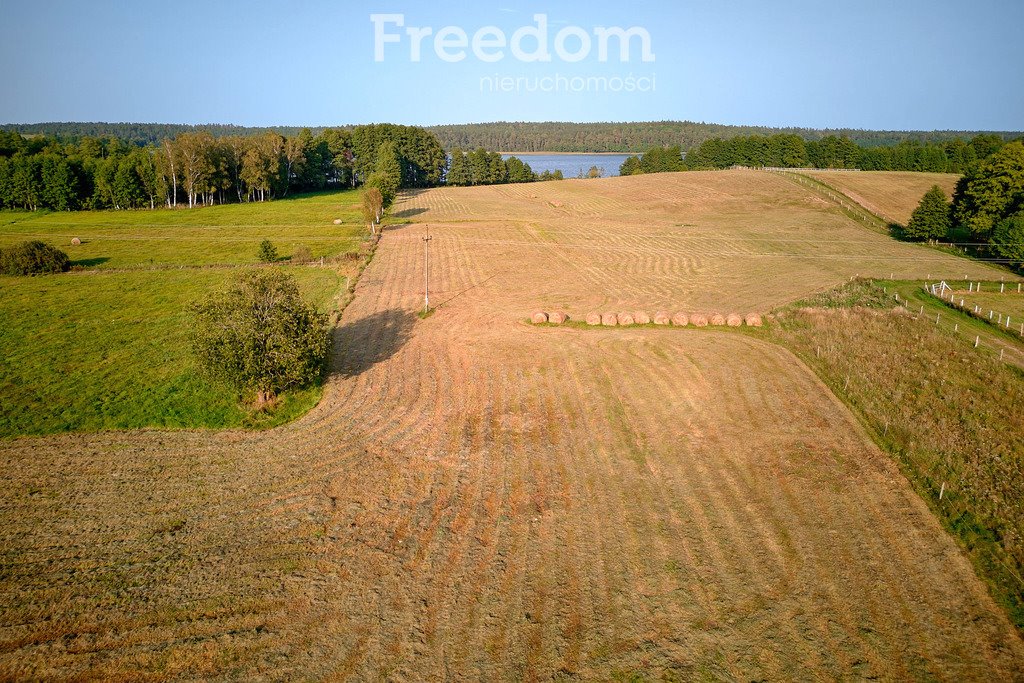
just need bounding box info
[1,170,1022,680]
[393,169,1000,316]
[803,170,960,225]
[0,189,367,437]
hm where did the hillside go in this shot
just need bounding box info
[804,171,961,225]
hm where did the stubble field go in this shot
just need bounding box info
[803,170,960,225]
[1,170,1022,680]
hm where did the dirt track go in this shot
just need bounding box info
[2,171,1022,680]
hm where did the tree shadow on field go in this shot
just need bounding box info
[331,308,417,378]
[391,207,428,219]
[71,257,109,268]
[888,222,908,240]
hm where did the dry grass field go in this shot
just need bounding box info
[803,171,961,225]
[2,170,1022,680]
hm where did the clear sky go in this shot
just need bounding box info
[1,0,1021,130]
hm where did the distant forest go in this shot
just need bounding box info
[3,120,1021,153]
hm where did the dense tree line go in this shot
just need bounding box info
[0,122,309,147]
[445,148,560,186]
[619,146,684,175]
[620,134,1014,176]
[0,125,445,211]
[428,122,1021,154]
[951,141,1024,267]
[5,121,1020,155]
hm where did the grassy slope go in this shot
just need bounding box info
[803,171,960,225]
[0,190,364,269]
[0,267,344,437]
[0,189,370,438]
[767,280,1024,629]
[950,286,1024,323]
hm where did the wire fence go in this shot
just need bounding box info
[922,281,1024,345]
[805,315,1024,626]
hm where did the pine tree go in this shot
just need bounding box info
[904,185,952,241]
[446,149,471,185]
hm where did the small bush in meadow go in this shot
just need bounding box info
[0,240,71,276]
[258,240,279,263]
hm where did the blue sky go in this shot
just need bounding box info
[1,0,1021,130]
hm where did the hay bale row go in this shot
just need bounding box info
[573,310,765,328]
[531,311,569,324]
[582,311,657,327]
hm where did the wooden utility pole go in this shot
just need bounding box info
[423,233,432,313]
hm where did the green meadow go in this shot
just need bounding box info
[0,189,365,268]
[0,190,367,437]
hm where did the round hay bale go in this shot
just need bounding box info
[586,312,602,326]
[709,313,726,326]
[633,311,651,325]
[690,313,709,327]
[654,311,671,325]
[549,311,568,324]
[70,237,81,246]
[601,312,618,326]
[531,311,548,324]
[671,312,689,326]
[745,313,763,327]
[332,218,342,225]
[726,313,743,327]
[618,312,635,326]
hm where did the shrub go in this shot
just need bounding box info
[291,245,313,263]
[0,240,71,275]
[187,270,330,406]
[258,239,278,263]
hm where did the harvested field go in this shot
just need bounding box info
[394,170,996,317]
[803,171,961,225]
[2,171,1022,679]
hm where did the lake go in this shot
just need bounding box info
[501,153,632,178]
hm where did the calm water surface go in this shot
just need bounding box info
[501,153,631,178]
